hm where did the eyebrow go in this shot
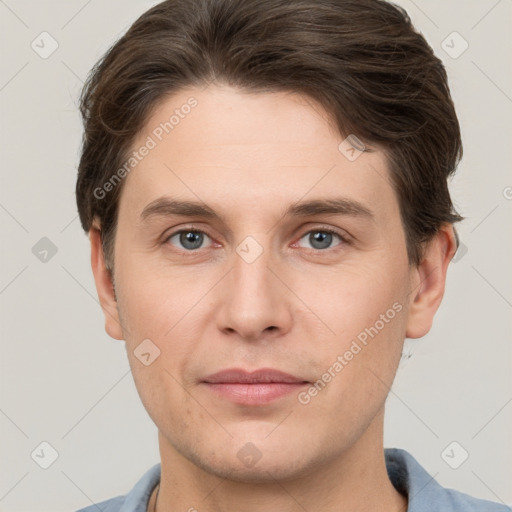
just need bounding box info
[139,196,374,223]
[140,198,220,222]
[287,198,373,219]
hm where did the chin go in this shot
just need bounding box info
[183,436,325,484]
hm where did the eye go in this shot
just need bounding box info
[296,229,345,251]
[166,229,212,251]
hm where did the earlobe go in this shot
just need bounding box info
[89,224,124,340]
[405,224,457,339]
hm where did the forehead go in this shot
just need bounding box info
[120,84,397,222]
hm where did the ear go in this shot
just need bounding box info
[406,224,458,339]
[89,222,124,340]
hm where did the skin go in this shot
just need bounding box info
[90,84,456,512]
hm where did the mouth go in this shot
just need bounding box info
[201,368,310,405]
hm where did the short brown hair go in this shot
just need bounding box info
[76,0,463,271]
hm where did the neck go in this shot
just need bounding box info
[155,409,407,512]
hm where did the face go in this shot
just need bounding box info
[98,84,426,481]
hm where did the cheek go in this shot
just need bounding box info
[295,259,408,400]
[116,256,206,338]
[298,296,407,441]
[127,355,197,446]
[294,258,408,343]
[116,261,213,405]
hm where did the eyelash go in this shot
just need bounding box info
[294,227,351,251]
[162,225,351,253]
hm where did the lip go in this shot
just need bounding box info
[203,368,307,384]
[201,368,309,405]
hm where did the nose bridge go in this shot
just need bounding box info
[216,238,292,340]
[232,246,271,300]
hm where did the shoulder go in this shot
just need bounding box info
[76,495,125,512]
[74,463,161,512]
[385,448,511,512]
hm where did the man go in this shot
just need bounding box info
[75,0,509,510]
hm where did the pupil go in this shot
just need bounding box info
[181,231,202,249]
[311,231,332,249]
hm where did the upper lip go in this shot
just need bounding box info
[202,368,308,384]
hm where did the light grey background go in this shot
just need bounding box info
[1,0,511,511]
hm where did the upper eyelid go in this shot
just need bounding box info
[162,223,211,238]
[295,224,351,243]
[164,225,349,249]
[299,226,347,238]
[164,225,346,239]
[165,228,214,244]
[294,227,348,248]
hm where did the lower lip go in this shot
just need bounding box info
[203,382,308,405]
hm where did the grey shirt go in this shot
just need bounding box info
[76,448,510,511]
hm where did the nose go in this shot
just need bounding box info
[215,243,293,342]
